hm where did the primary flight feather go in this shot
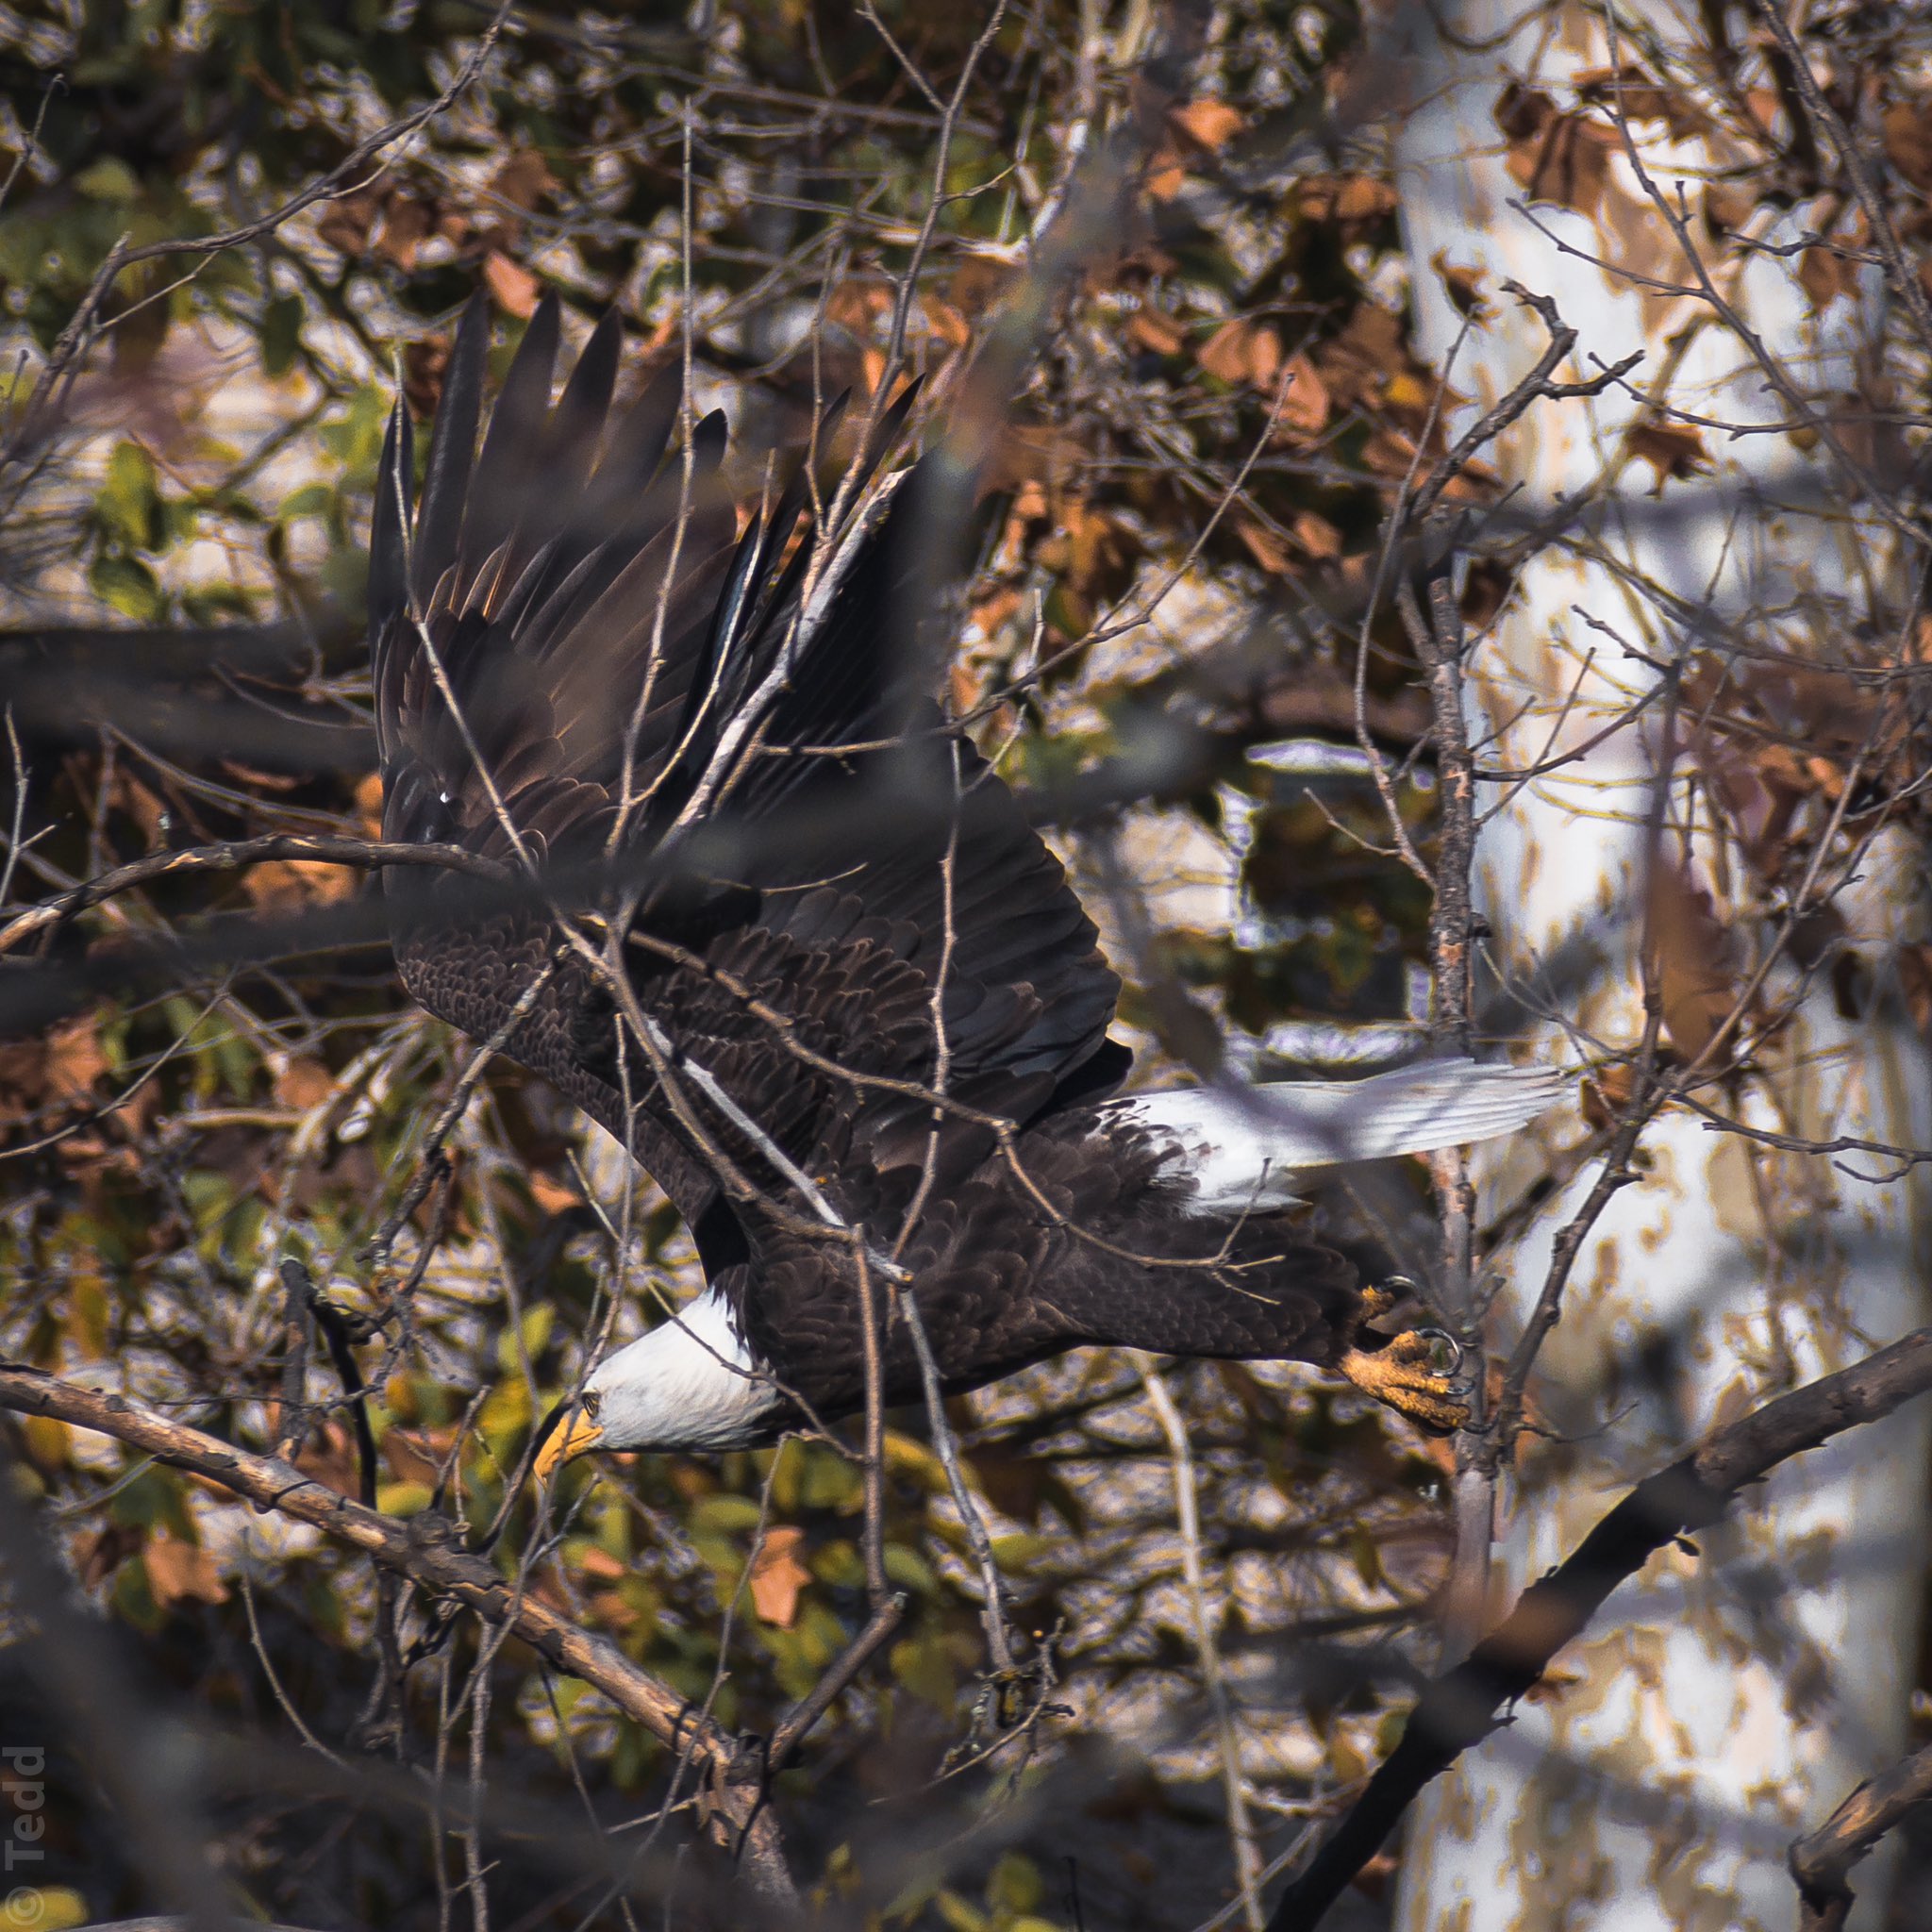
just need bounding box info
[368,296,1560,1469]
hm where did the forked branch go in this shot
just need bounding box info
[1264,1325,1932,1929]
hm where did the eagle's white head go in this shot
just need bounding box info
[535,1288,785,1473]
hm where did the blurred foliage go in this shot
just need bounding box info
[4,0,1931,1925]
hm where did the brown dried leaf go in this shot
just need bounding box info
[949,659,984,716]
[1884,101,1932,192]
[1580,1062,1638,1132]
[45,1015,108,1104]
[1520,1666,1587,1708]
[1703,182,1756,240]
[576,1545,628,1583]
[315,188,382,258]
[1431,253,1491,320]
[75,1524,141,1591]
[1898,946,1932,1034]
[383,1427,452,1486]
[404,335,453,418]
[1493,82,1557,145]
[1652,866,1736,1064]
[1506,108,1616,218]
[825,279,891,333]
[377,195,433,271]
[144,1531,228,1607]
[1626,420,1712,492]
[293,1421,362,1499]
[748,1524,811,1628]
[1062,499,1136,595]
[490,150,558,213]
[275,1058,337,1111]
[1798,244,1849,312]
[484,251,541,319]
[1573,65,1713,140]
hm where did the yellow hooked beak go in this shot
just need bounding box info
[535,1405,605,1481]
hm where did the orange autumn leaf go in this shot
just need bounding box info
[1144,148,1186,202]
[1275,352,1331,440]
[242,860,358,913]
[748,1524,811,1628]
[920,293,972,349]
[484,251,541,319]
[1169,98,1244,153]
[576,1545,629,1583]
[354,769,386,838]
[526,1168,583,1216]
[1127,307,1186,358]
[1291,509,1342,560]
[1233,513,1293,576]
[1198,318,1282,390]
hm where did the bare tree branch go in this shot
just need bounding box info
[1265,1325,1932,1929]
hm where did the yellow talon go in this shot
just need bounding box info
[1339,1291,1471,1434]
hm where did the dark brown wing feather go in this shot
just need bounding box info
[371,298,1124,1256]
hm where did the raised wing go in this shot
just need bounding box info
[371,296,1124,1244]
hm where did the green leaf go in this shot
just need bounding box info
[988,1852,1043,1914]
[278,482,333,522]
[934,1891,990,1932]
[261,293,305,376]
[881,1542,940,1598]
[90,550,162,620]
[98,440,162,550]
[75,157,142,203]
[519,1303,555,1359]
[691,1492,764,1535]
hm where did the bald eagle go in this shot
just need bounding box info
[367,296,1557,1474]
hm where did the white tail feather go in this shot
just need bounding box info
[1107,1058,1566,1214]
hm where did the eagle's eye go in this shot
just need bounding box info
[583,1390,603,1421]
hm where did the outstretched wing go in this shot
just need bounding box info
[371,296,1124,1246]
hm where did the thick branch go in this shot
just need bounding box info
[1791,1741,1932,1932]
[1264,1325,1932,1929]
[0,835,508,956]
[0,1365,797,1907]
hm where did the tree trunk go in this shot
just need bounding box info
[1381,5,1932,1926]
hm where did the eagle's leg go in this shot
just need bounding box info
[1338,1286,1471,1434]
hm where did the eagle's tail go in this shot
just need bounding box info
[1105,1058,1566,1214]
